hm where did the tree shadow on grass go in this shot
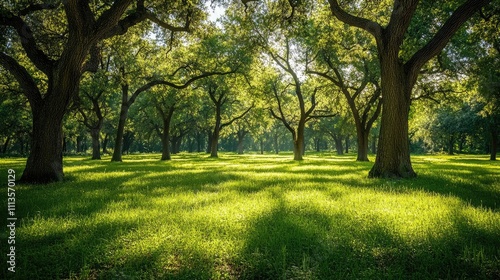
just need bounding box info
[238,194,500,279]
[0,219,138,279]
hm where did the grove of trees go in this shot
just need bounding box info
[1,0,498,183]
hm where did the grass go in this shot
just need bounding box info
[1,152,499,279]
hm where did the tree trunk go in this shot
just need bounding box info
[62,136,68,154]
[237,140,244,154]
[274,133,279,154]
[111,103,129,161]
[196,132,204,153]
[102,134,109,154]
[369,59,416,178]
[2,136,11,154]
[76,135,83,153]
[211,104,222,157]
[122,131,134,155]
[458,134,465,153]
[293,122,305,160]
[172,136,182,154]
[160,107,174,160]
[20,107,65,183]
[206,132,212,154]
[491,128,498,161]
[356,128,370,161]
[260,139,264,154]
[210,127,220,158]
[334,137,344,155]
[187,137,194,152]
[237,130,247,155]
[371,133,377,154]
[345,136,349,154]
[447,135,455,155]
[90,128,101,160]
[161,125,171,161]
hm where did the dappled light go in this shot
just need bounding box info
[1,153,498,279]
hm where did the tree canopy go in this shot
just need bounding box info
[1,0,498,183]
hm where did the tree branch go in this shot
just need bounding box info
[130,71,233,104]
[0,11,54,75]
[327,0,382,40]
[18,3,60,16]
[0,52,43,106]
[405,0,491,84]
[221,104,254,128]
[306,113,337,122]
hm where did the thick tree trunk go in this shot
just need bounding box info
[111,104,129,161]
[356,128,370,161]
[293,123,305,160]
[369,59,416,178]
[161,134,171,160]
[161,124,171,161]
[20,106,65,183]
[90,128,101,160]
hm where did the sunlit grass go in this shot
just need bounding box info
[1,153,499,279]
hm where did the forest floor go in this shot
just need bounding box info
[1,153,499,279]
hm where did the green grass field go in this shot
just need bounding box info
[1,153,499,279]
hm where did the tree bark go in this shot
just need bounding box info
[102,134,109,154]
[369,57,416,178]
[356,129,370,161]
[237,130,247,154]
[2,136,11,154]
[122,131,134,155]
[447,135,455,155]
[206,132,212,154]
[112,86,129,161]
[90,128,101,160]
[158,106,175,160]
[210,127,220,158]
[334,136,343,155]
[491,128,498,161]
[21,104,65,183]
[293,121,305,160]
[328,0,491,178]
[76,135,83,153]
